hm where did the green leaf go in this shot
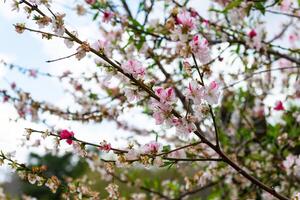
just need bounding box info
[223,0,243,13]
[135,35,146,51]
[179,61,183,72]
[89,93,98,100]
[254,2,266,15]
[92,12,99,21]
[129,18,143,29]
[162,145,171,152]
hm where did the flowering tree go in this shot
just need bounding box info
[0,0,300,199]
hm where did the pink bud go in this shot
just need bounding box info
[248,29,257,39]
[59,129,74,145]
[274,101,285,111]
[85,0,96,5]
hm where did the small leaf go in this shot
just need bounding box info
[92,12,99,21]
[162,145,171,152]
[223,0,243,13]
[254,2,266,15]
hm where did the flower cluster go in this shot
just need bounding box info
[151,87,177,125]
[186,80,222,106]
[283,154,300,177]
[121,60,145,79]
[190,35,211,64]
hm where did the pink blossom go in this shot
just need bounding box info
[190,35,211,64]
[280,0,293,11]
[59,129,74,145]
[121,60,145,79]
[91,39,111,57]
[186,80,221,105]
[283,154,296,169]
[142,141,161,154]
[85,0,96,5]
[274,101,285,111]
[151,101,172,125]
[176,10,195,30]
[278,58,292,68]
[203,81,221,105]
[124,87,146,102]
[246,27,263,50]
[102,11,114,23]
[170,27,189,42]
[185,80,204,104]
[150,87,176,125]
[155,87,177,105]
[248,29,257,39]
[174,118,196,137]
[99,140,111,152]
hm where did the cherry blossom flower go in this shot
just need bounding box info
[283,154,296,170]
[45,176,60,193]
[185,80,204,104]
[141,141,161,154]
[150,87,178,125]
[170,27,189,42]
[36,16,51,29]
[102,11,114,23]
[51,13,65,36]
[155,87,177,105]
[274,100,285,111]
[76,42,90,60]
[105,183,120,199]
[203,81,222,105]
[125,149,139,160]
[11,1,20,12]
[123,85,147,102]
[292,192,300,200]
[91,39,111,57]
[73,141,87,157]
[121,60,145,79]
[190,35,211,64]
[173,118,196,137]
[176,10,196,31]
[183,60,192,75]
[59,129,74,145]
[246,27,264,50]
[99,140,111,152]
[280,0,293,11]
[186,80,221,106]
